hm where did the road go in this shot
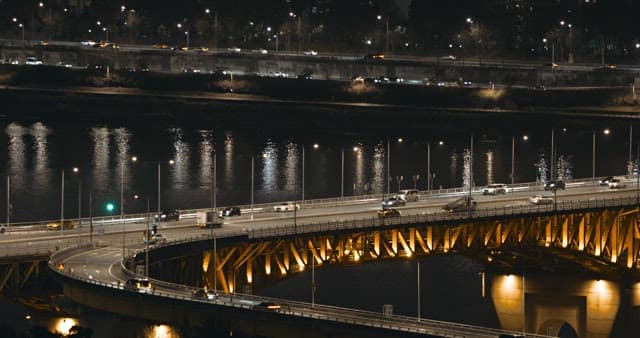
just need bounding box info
[2,177,637,251]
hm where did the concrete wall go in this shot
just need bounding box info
[491,274,621,338]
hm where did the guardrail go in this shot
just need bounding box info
[247,195,640,240]
[47,243,551,338]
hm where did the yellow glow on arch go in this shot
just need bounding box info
[52,317,78,336]
[148,324,179,338]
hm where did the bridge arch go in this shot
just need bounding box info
[538,319,579,338]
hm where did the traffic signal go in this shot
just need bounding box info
[105,202,116,213]
[151,223,158,235]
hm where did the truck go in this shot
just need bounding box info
[442,196,476,213]
[196,211,223,228]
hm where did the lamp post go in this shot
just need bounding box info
[210,149,218,293]
[341,148,344,201]
[121,156,137,256]
[426,141,444,191]
[5,175,9,229]
[592,129,611,180]
[468,134,474,217]
[156,159,174,213]
[417,261,421,322]
[134,195,151,277]
[60,169,64,236]
[512,135,528,184]
[377,15,389,54]
[73,167,81,229]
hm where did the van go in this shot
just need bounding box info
[124,278,153,292]
[397,189,419,202]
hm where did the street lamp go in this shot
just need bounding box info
[377,14,389,53]
[121,156,137,257]
[592,129,611,180]
[511,135,528,184]
[301,143,319,205]
[427,141,444,191]
[73,167,81,226]
[156,159,175,213]
[60,169,65,236]
[386,137,403,195]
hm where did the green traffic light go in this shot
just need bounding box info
[105,202,115,212]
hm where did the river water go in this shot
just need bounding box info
[0,113,632,222]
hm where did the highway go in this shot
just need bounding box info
[38,177,635,338]
[1,176,638,249]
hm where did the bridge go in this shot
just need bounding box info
[3,177,640,337]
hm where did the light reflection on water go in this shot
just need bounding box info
[0,120,629,221]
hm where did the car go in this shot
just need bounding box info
[155,210,180,222]
[377,208,401,218]
[297,73,313,80]
[364,53,384,60]
[219,207,241,217]
[227,47,242,52]
[303,50,318,56]
[253,48,268,54]
[397,189,419,202]
[145,233,167,245]
[542,62,559,69]
[482,183,508,195]
[253,301,281,311]
[192,288,217,300]
[183,67,201,73]
[124,278,153,293]
[382,196,406,208]
[440,55,456,60]
[80,40,96,47]
[138,64,150,72]
[274,202,300,212]
[47,220,77,230]
[56,61,73,68]
[608,178,626,189]
[529,195,554,205]
[442,196,476,212]
[25,57,43,65]
[373,76,390,83]
[544,180,566,191]
[599,176,614,186]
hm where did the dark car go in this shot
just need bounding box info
[544,180,566,191]
[363,52,385,60]
[381,196,406,208]
[599,176,614,186]
[219,207,241,217]
[155,209,180,222]
[253,301,282,311]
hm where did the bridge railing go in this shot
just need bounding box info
[247,195,640,239]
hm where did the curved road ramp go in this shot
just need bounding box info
[49,241,553,338]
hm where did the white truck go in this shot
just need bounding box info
[196,211,223,228]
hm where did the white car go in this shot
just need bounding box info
[25,57,43,65]
[608,178,626,189]
[303,50,318,56]
[482,183,508,195]
[80,40,96,46]
[529,195,554,205]
[274,202,300,212]
[227,47,241,52]
[397,189,419,202]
